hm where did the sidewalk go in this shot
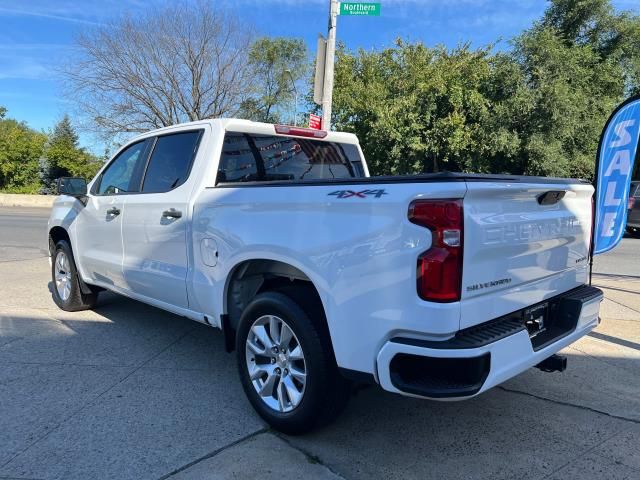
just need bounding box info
[593,273,640,323]
[0,193,55,208]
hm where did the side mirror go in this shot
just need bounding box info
[57,177,87,197]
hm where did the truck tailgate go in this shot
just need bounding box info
[460,181,593,329]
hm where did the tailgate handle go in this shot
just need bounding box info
[537,191,566,205]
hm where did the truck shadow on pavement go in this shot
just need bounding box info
[0,284,637,480]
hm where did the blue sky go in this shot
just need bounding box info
[1,0,639,152]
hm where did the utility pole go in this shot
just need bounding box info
[321,0,339,131]
[314,2,380,130]
[284,69,298,126]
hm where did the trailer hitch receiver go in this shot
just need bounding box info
[535,354,567,373]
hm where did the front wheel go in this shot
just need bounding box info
[51,240,98,311]
[236,290,350,434]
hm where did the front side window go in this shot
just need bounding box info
[96,140,149,195]
[142,130,202,193]
[218,133,365,184]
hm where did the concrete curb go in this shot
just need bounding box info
[0,194,55,208]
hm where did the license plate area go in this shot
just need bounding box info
[524,303,548,338]
[524,287,602,351]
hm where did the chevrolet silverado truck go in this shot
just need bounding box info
[48,119,603,433]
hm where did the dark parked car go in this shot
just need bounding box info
[628,181,640,237]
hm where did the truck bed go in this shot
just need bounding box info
[216,172,590,188]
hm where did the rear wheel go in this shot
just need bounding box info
[51,240,98,311]
[236,289,350,434]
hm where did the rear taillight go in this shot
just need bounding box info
[628,196,635,210]
[409,199,463,302]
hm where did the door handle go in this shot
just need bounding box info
[162,208,182,219]
[106,207,121,216]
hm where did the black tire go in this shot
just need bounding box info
[51,240,98,311]
[236,288,350,434]
[627,227,640,238]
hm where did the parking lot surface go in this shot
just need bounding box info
[0,207,639,480]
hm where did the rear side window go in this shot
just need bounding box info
[142,130,202,193]
[217,133,364,184]
[218,133,260,183]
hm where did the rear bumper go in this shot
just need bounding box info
[376,285,603,399]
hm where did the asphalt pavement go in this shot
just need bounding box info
[0,207,49,262]
[1,207,639,480]
[593,236,639,277]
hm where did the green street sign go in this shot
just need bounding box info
[339,2,381,16]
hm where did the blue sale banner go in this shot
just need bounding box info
[594,97,640,255]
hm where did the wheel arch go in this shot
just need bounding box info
[222,258,331,353]
[48,226,72,255]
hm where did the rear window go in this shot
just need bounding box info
[142,130,202,193]
[217,132,365,184]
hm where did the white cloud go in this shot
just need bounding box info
[0,0,157,25]
[0,6,103,26]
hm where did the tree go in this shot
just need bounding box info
[52,115,79,146]
[330,41,523,176]
[0,111,46,193]
[240,37,308,123]
[40,115,102,193]
[541,0,615,44]
[512,28,622,178]
[510,0,638,178]
[62,0,255,136]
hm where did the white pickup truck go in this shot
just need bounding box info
[48,119,603,433]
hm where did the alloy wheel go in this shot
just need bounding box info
[245,314,307,413]
[54,251,72,301]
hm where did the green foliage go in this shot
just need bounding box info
[40,115,102,193]
[0,115,46,193]
[0,110,102,194]
[241,37,308,123]
[512,0,631,178]
[331,41,528,175]
[52,115,79,146]
[330,0,640,179]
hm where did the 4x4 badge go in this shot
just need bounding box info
[328,189,388,199]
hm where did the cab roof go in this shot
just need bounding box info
[129,118,360,145]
